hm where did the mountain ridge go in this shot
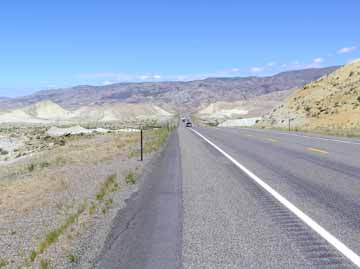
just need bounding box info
[0,66,339,110]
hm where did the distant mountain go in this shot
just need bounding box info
[259,60,360,135]
[0,66,339,110]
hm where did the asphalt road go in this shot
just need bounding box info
[97,125,360,268]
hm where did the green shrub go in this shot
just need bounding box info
[29,250,37,262]
[125,171,136,185]
[68,254,77,263]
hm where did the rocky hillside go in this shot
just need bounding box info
[195,90,291,121]
[260,60,360,135]
[0,101,173,124]
[0,67,338,110]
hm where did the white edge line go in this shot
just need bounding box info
[235,127,360,145]
[191,128,360,267]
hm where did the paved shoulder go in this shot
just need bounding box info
[96,131,183,269]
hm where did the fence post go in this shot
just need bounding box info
[140,128,143,161]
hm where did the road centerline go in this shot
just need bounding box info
[307,147,329,155]
[190,128,360,268]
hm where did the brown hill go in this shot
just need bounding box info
[260,60,360,136]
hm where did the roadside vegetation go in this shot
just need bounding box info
[0,120,176,268]
[24,173,122,267]
[0,260,8,268]
[125,170,137,185]
[129,123,176,158]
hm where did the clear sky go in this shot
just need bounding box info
[1,1,359,97]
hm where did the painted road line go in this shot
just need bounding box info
[307,147,329,155]
[237,128,360,145]
[190,128,360,268]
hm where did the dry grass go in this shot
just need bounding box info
[0,132,137,217]
[129,126,172,157]
[95,174,119,202]
[30,202,87,262]
[0,123,172,268]
[0,132,137,182]
[26,172,121,265]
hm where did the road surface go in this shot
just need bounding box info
[97,125,360,268]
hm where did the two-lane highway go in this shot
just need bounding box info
[97,125,360,268]
[188,125,360,268]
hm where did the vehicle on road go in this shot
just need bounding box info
[185,122,192,127]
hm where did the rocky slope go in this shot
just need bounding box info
[260,60,360,135]
[195,90,291,121]
[0,67,338,110]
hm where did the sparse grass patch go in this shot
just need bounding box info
[30,203,87,262]
[0,259,8,268]
[96,174,119,202]
[67,254,77,263]
[27,160,50,172]
[125,171,136,185]
[40,259,50,269]
[29,250,37,262]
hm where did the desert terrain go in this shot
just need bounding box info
[259,60,360,136]
[0,101,175,268]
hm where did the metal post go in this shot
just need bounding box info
[140,128,143,161]
[288,119,291,132]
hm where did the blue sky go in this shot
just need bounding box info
[0,1,359,97]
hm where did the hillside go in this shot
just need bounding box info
[0,101,174,124]
[260,60,360,135]
[195,90,291,121]
[0,67,338,110]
